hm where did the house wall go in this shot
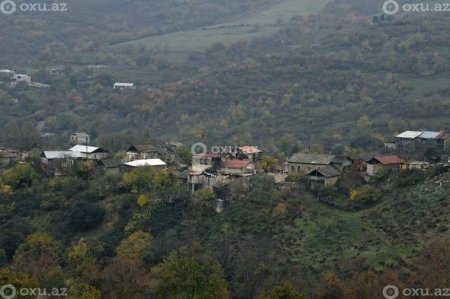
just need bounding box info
[0,157,12,167]
[288,162,328,174]
[87,152,108,160]
[367,163,402,175]
[324,177,339,186]
[366,163,379,176]
[70,135,90,144]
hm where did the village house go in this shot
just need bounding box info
[0,148,20,167]
[192,154,222,171]
[287,153,351,174]
[97,158,123,175]
[220,159,255,175]
[50,68,64,76]
[123,159,167,171]
[69,132,90,145]
[305,166,341,190]
[126,144,161,161]
[237,146,262,163]
[395,130,449,151]
[113,82,135,90]
[11,74,31,86]
[69,145,109,160]
[366,155,405,176]
[187,171,229,193]
[40,151,84,176]
[406,161,431,170]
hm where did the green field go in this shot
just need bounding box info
[113,0,329,61]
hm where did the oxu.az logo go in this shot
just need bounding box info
[0,0,16,14]
[0,0,68,14]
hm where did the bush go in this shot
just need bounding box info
[285,173,305,183]
[66,201,105,232]
[350,185,381,204]
[195,187,215,202]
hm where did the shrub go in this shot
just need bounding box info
[66,201,105,232]
[350,185,381,204]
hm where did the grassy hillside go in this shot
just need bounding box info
[113,0,330,61]
[0,0,281,67]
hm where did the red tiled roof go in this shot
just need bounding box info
[238,146,262,154]
[373,155,405,165]
[222,159,250,169]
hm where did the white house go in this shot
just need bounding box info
[11,74,31,86]
[40,151,85,175]
[70,132,90,145]
[113,82,135,90]
[123,159,167,170]
[69,145,109,160]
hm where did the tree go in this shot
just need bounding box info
[102,255,151,299]
[12,232,63,286]
[345,270,404,299]
[317,272,345,299]
[66,201,105,232]
[116,230,152,260]
[256,156,279,173]
[66,280,101,299]
[3,164,37,189]
[195,187,215,202]
[0,267,37,294]
[350,185,381,204]
[150,250,229,299]
[256,281,307,299]
[119,167,180,202]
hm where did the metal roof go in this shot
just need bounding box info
[222,159,250,169]
[42,151,85,159]
[288,153,335,165]
[238,146,262,154]
[114,82,135,87]
[69,145,102,153]
[306,166,341,178]
[395,131,423,139]
[369,155,405,165]
[123,159,166,167]
[418,131,441,139]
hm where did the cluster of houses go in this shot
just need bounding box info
[1,68,136,90]
[0,70,50,88]
[179,146,263,194]
[40,141,171,176]
[392,130,449,151]
[1,129,450,197]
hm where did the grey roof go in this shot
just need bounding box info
[98,159,122,168]
[127,144,160,153]
[306,166,341,178]
[69,145,107,153]
[419,131,441,139]
[288,153,335,165]
[396,131,423,139]
[72,132,89,137]
[42,151,84,159]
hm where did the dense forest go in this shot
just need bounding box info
[0,0,449,153]
[0,161,449,298]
